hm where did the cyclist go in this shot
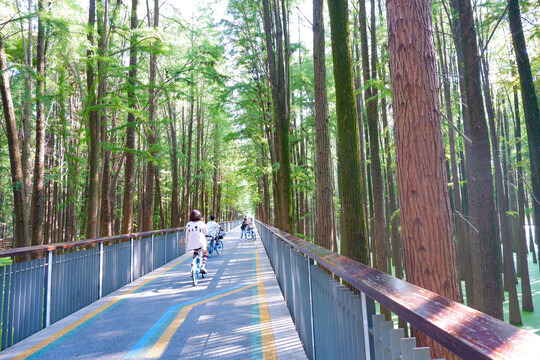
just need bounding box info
[207,215,221,239]
[240,216,248,239]
[186,210,209,274]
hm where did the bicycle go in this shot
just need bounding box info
[207,231,224,258]
[191,248,205,286]
[246,226,256,240]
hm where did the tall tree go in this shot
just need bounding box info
[327,0,369,264]
[508,0,540,266]
[85,0,101,239]
[387,0,462,355]
[29,0,47,245]
[0,34,30,248]
[313,0,335,251]
[514,88,534,312]
[457,0,503,319]
[262,0,294,233]
[367,0,388,275]
[121,0,139,235]
[142,0,159,231]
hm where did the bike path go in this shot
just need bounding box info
[0,226,307,360]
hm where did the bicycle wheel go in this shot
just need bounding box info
[216,240,223,255]
[192,258,200,286]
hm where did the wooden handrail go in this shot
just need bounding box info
[0,227,185,258]
[259,222,540,360]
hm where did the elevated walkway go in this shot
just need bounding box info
[0,226,307,360]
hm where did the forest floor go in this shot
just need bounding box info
[501,248,540,334]
[459,232,540,334]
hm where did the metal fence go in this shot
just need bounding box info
[0,220,240,351]
[256,221,540,360]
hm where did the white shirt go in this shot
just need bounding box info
[207,221,220,237]
[186,221,208,250]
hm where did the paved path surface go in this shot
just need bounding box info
[0,226,307,360]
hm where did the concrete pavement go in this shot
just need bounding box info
[0,226,307,360]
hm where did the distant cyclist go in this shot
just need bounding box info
[186,210,209,274]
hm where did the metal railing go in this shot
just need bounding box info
[256,221,540,360]
[0,220,240,350]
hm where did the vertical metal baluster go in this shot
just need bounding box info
[308,259,316,360]
[99,242,104,299]
[130,236,134,283]
[45,250,53,327]
[361,292,372,360]
[151,234,154,272]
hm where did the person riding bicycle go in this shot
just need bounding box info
[207,215,222,239]
[186,210,209,274]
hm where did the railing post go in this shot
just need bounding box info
[361,292,372,360]
[99,242,104,299]
[130,236,134,282]
[151,234,154,271]
[308,257,316,360]
[45,250,53,327]
[176,231,179,257]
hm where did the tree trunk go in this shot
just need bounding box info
[457,0,503,319]
[387,0,462,356]
[183,98,194,221]
[262,0,293,233]
[313,0,335,251]
[480,44,521,324]
[380,67,402,280]
[449,0,476,308]
[121,0,138,235]
[142,0,159,231]
[30,0,47,246]
[367,0,388,274]
[167,97,180,228]
[508,0,540,270]
[327,0,369,264]
[0,34,30,249]
[514,87,534,312]
[85,0,101,240]
[435,15,467,288]
[98,0,112,237]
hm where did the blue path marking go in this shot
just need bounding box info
[125,283,257,359]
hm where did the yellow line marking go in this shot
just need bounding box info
[146,283,258,358]
[255,248,278,359]
[14,256,189,360]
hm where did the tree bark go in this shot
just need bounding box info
[327,0,369,264]
[387,0,462,356]
[313,0,335,251]
[508,0,540,271]
[457,0,503,319]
